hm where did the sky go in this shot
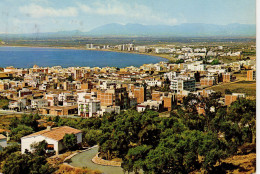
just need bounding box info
[0,0,256,34]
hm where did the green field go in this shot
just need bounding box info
[206,80,256,99]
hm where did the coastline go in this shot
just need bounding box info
[0,45,170,62]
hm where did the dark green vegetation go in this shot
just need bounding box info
[168,59,185,64]
[0,142,55,174]
[211,59,220,65]
[97,96,255,173]
[0,96,9,109]
[63,133,77,150]
[2,95,255,173]
[9,114,41,142]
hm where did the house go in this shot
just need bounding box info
[21,126,82,155]
[0,134,7,148]
[137,100,163,112]
[31,99,48,109]
[40,105,78,116]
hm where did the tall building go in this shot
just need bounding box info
[200,77,216,86]
[247,70,256,81]
[78,99,101,118]
[95,87,129,109]
[222,73,235,83]
[170,77,196,93]
[225,93,245,106]
[131,86,146,104]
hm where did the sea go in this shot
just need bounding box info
[0,46,166,68]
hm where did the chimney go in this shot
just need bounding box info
[47,126,52,131]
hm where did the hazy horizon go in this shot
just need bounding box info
[0,0,256,34]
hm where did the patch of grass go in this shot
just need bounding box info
[206,80,256,99]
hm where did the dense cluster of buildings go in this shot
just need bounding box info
[0,45,256,118]
[86,43,250,60]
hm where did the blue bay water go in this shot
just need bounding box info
[0,46,166,68]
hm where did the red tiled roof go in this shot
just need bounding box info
[22,126,81,141]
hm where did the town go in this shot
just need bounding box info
[0,43,256,174]
[0,43,256,117]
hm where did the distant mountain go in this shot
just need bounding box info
[87,23,256,37]
[0,23,255,38]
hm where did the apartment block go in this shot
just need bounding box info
[131,86,146,104]
[247,70,256,81]
[222,73,236,83]
[200,77,216,86]
[170,77,196,93]
[225,93,245,106]
[78,99,101,118]
[95,87,129,109]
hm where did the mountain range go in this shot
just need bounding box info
[1,23,256,38]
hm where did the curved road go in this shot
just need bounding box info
[69,146,126,174]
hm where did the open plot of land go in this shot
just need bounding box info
[233,70,248,81]
[206,81,256,99]
[0,113,23,129]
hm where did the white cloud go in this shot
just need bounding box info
[30,0,49,4]
[78,0,177,25]
[19,4,78,18]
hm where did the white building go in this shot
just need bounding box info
[77,92,97,102]
[31,99,48,109]
[145,79,162,87]
[185,63,206,71]
[170,77,196,93]
[97,106,120,116]
[21,126,82,155]
[78,99,101,118]
[9,99,27,111]
[155,47,171,54]
[164,71,179,81]
[137,100,162,112]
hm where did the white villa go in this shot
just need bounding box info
[21,126,82,154]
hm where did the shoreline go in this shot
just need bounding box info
[1,45,170,62]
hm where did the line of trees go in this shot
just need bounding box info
[5,94,255,173]
[97,95,255,173]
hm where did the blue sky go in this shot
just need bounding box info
[0,0,255,34]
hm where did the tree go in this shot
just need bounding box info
[31,140,48,156]
[67,75,74,82]
[0,144,20,164]
[145,130,202,173]
[2,151,54,174]
[63,133,77,150]
[84,129,102,146]
[175,59,184,64]
[122,145,152,173]
[227,98,256,143]
[211,59,220,65]
[11,125,34,142]
[225,89,232,94]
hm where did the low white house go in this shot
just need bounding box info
[31,99,48,109]
[0,134,7,148]
[21,126,82,154]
